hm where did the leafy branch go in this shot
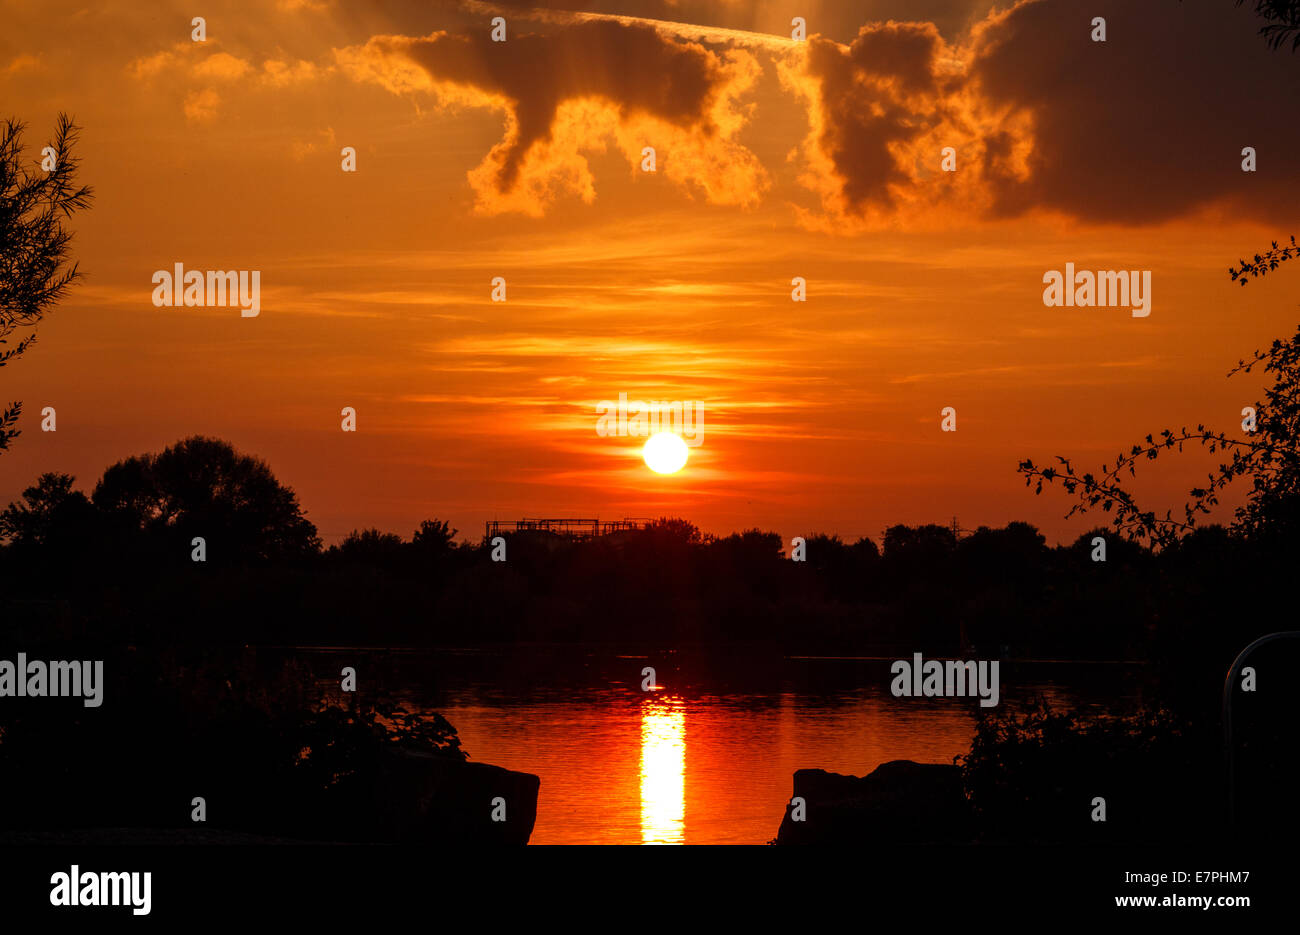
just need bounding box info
[1235,0,1300,52]
[0,113,93,453]
[1229,235,1298,285]
[1020,238,1300,548]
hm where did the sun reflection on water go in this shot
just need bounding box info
[639,697,685,844]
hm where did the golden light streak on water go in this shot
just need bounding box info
[639,697,685,844]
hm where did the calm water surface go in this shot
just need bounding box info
[347,651,1145,845]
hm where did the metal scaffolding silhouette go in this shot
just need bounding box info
[484,518,655,541]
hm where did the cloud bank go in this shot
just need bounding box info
[337,18,768,214]
[117,0,1300,226]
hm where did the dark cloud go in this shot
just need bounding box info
[792,0,1300,226]
[969,0,1300,224]
[793,21,953,216]
[416,20,722,188]
[342,0,1298,226]
[342,17,765,212]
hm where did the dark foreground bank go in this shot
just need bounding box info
[0,841,1278,924]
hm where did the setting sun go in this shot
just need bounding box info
[643,432,689,474]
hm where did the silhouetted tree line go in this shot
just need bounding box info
[1,435,1289,715]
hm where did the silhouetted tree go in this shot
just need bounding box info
[883,523,956,559]
[411,519,457,554]
[0,470,104,587]
[958,522,1047,582]
[1,114,93,452]
[0,472,89,545]
[1063,527,1148,566]
[642,516,703,546]
[702,528,784,609]
[850,535,881,560]
[91,436,320,562]
[338,528,405,564]
[709,528,783,565]
[1237,0,1300,51]
[801,533,880,602]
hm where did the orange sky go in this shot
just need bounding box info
[2,0,1298,545]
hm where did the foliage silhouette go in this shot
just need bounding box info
[1237,0,1300,51]
[958,701,1210,843]
[90,435,320,563]
[1019,237,1300,547]
[0,113,93,452]
[0,432,1288,682]
[0,651,469,841]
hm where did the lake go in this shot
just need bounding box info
[303,648,1147,845]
